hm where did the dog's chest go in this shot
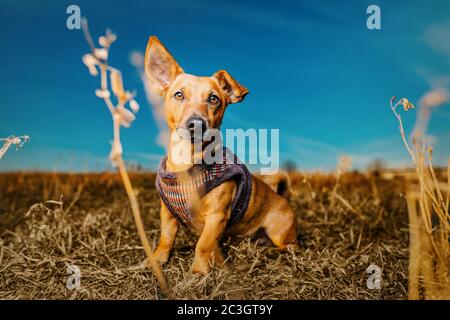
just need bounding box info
[156,147,252,227]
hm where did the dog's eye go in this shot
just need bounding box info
[174,91,184,101]
[208,94,220,106]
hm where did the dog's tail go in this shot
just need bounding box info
[259,171,291,198]
[274,171,291,198]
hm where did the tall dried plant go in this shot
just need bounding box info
[0,135,29,160]
[330,155,360,217]
[390,96,449,299]
[81,19,167,293]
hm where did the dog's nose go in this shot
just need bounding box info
[186,116,207,134]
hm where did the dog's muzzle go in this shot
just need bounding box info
[186,116,208,142]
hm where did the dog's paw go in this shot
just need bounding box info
[191,258,210,275]
[212,247,225,266]
[153,248,170,264]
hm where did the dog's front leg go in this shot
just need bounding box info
[154,201,179,264]
[192,212,226,275]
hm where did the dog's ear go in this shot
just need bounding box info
[145,36,184,94]
[213,70,249,104]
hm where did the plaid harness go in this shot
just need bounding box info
[156,147,252,227]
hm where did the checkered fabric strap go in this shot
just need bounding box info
[156,147,252,227]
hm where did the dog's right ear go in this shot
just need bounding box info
[144,36,184,95]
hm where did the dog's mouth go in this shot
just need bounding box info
[189,128,206,143]
[175,127,207,144]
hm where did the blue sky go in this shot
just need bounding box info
[0,0,449,172]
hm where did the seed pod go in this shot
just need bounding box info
[111,70,125,99]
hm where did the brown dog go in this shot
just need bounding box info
[145,36,299,275]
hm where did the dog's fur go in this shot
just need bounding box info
[145,36,299,274]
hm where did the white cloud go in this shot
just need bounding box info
[423,18,450,63]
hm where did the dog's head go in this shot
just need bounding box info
[144,36,249,141]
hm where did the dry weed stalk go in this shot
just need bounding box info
[390,96,449,299]
[0,135,29,160]
[331,156,352,203]
[81,19,167,293]
[330,156,364,219]
[302,173,316,205]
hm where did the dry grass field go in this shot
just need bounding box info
[0,171,413,299]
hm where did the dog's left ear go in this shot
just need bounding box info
[213,70,249,104]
